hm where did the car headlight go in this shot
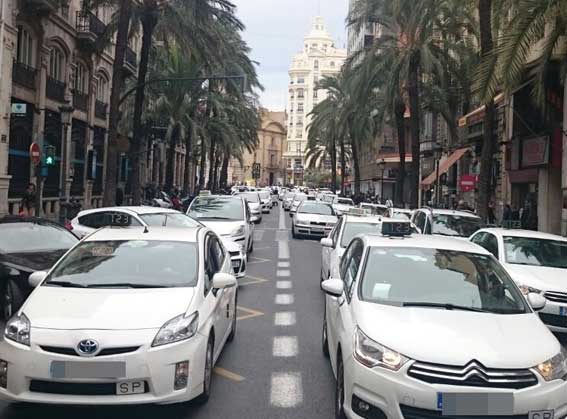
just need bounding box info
[353,328,409,370]
[519,285,542,295]
[5,313,31,346]
[152,312,199,347]
[536,347,567,381]
[231,225,245,237]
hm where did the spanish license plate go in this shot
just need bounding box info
[116,380,145,395]
[529,411,554,419]
[559,307,567,316]
[232,260,240,268]
[51,361,126,379]
[437,393,513,415]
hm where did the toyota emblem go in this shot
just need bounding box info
[77,339,99,356]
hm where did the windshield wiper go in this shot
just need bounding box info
[402,302,489,313]
[44,280,87,288]
[198,216,232,220]
[84,283,168,289]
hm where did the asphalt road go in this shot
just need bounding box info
[0,206,336,419]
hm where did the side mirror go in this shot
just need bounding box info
[527,293,546,311]
[321,278,344,297]
[320,238,333,248]
[29,271,48,288]
[212,272,237,290]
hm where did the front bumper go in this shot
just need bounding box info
[229,251,246,278]
[343,356,567,419]
[293,223,333,237]
[0,327,209,405]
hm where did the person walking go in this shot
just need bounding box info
[19,183,36,216]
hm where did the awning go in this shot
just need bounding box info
[378,153,413,164]
[421,147,470,188]
[458,93,505,127]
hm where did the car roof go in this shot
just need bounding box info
[360,203,387,208]
[362,233,490,254]
[343,215,383,224]
[84,226,202,243]
[418,208,480,218]
[77,206,182,217]
[476,228,567,242]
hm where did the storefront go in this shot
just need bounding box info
[8,98,34,199]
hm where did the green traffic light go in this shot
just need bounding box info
[46,156,54,165]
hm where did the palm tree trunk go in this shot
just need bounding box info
[102,0,132,206]
[207,138,216,190]
[351,135,361,197]
[394,97,407,206]
[212,152,220,192]
[339,138,346,196]
[165,130,178,193]
[330,136,337,193]
[129,9,158,205]
[477,0,495,221]
[220,154,229,190]
[183,131,193,195]
[198,138,206,191]
[408,53,421,208]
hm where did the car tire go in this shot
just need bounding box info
[292,225,297,239]
[2,279,25,321]
[322,316,330,357]
[228,294,237,342]
[335,353,346,419]
[194,337,214,405]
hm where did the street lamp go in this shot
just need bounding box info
[433,143,443,208]
[376,158,386,203]
[59,102,74,223]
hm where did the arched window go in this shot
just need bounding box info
[314,60,319,70]
[96,74,109,102]
[16,25,35,67]
[74,62,88,93]
[49,47,65,81]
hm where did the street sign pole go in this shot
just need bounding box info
[29,142,42,216]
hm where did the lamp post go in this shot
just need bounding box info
[376,158,386,203]
[59,103,73,223]
[433,143,443,208]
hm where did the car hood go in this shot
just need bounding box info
[199,220,243,237]
[220,238,241,253]
[504,263,567,292]
[248,203,261,211]
[356,301,558,368]
[25,287,195,330]
[2,249,69,273]
[295,214,337,224]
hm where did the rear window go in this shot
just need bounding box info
[0,221,78,253]
[140,213,201,228]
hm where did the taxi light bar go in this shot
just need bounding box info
[381,220,412,237]
[344,208,369,217]
[199,190,212,196]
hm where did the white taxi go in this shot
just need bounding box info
[470,228,567,333]
[0,226,238,405]
[321,220,566,419]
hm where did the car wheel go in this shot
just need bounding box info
[335,354,346,419]
[3,280,24,321]
[228,294,237,342]
[322,316,330,357]
[194,338,214,405]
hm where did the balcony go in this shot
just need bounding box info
[21,0,59,14]
[123,47,138,76]
[46,77,66,102]
[95,100,108,120]
[73,90,89,112]
[76,12,107,50]
[12,61,37,90]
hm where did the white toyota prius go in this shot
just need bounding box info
[322,220,567,419]
[0,226,238,405]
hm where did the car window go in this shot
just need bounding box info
[140,213,201,227]
[503,236,567,269]
[0,221,78,253]
[239,192,260,203]
[337,198,354,205]
[414,211,426,232]
[340,222,381,248]
[188,197,244,220]
[432,214,483,237]
[342,240,363,300]
[330,219,342,246]
[471,232,486,246]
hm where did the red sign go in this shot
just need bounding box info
[29,142,41,166]
[522,136,549,167]
[459,174,478,192]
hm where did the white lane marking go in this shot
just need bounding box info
[273,336,299,357]
[275,312,296,326]
[279,206,286,230]
[270,372,303,408]
[276,270,290,277]
[278,261,290,268]
[276,280,292,289]
[254,230,265,241]
[275,294,294,305]
[278,240,290,259]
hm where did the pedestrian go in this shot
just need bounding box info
[19,183,36,216]
[488,200,496,225]
[116,187,124,206]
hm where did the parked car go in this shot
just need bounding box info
[0,216,78,320]
[236,192,263,224]
[331,196,355,215]
[291,201,338,239]
[258,190,272,213]
[411,208,483,238]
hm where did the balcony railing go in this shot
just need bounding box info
[125,47,137,70]
[46,77,66,102]
[95,100,108,119]
[12,61,37,90]
[76,11,106,37]
[73,90,89,112]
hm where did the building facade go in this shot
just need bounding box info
[283,16,346,185]
[229,109,286,187]
[0,0,140,217]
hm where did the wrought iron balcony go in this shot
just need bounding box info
[46,77,66,102]
[95,100,108,120]
[73,90,89,112]
[123,47,138,76]
[12,61,37,90]
[76,11,106,49]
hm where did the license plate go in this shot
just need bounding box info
[116,380,145,395]
[232,260,240,268]
[559,307,567,316]
[529,411,554,419]
[437,393,513,415]
[51,361,126,379]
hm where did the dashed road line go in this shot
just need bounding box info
[275,294,294,305]
[278,240,290,260]
[274,312,296,326]
[276,280,292,289]
[277,261,290,268]
[270,372,303,408]
[272,336,299,357]
[279,207,286,230]
[276,269,290,277]
[214,367,245,382]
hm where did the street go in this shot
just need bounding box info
[0,207,336,419]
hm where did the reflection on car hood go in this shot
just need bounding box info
[199,220,243,237]
[295,214,337,224]
[356,301,557,368]
[1,250,69,273]
[220,238,241,253]
[248,203,261,211]
[26,287,194,330]
[504,263,567,292]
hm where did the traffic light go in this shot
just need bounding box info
[45,145,56,166]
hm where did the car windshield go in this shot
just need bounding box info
[45,240,198,288]
[322,195,336,203]
[360,247,528,314]
[188,197,244,220]
[432,214,483,237]
[259,191,270,199]
[503,236,567,269]
[293,194,307,202]
[0,221,78,253]
[340,222,381,247]
[298,202,334,215]
[239,192,260,203]
[140,213,201,228]
[337,198,354,205]
[361,204,388,216]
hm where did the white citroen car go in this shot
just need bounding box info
[0,226,238,405]
[71,206,247,278]
[322,220,566,419]
[470,228,567,333]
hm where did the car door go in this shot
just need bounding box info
[322,219,341,278]
[243,201,253,251]
[209,234,233,349]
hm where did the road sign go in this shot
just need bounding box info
[29,142,41,166]
[11,103,27,115]
[459,174,478,192]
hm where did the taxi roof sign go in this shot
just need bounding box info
[344,207,369,217]
[381,219,412,237]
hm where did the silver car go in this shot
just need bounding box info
[237,191,263,224]
[292,201,338,239]
[289,193,308,216]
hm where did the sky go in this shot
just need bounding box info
[232,0,349,111]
